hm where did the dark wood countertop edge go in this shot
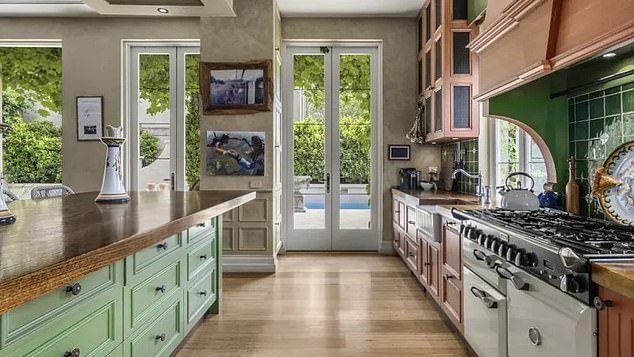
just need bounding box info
[592,262,634,301]
[0,191,256,315]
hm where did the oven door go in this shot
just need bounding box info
[464,267,507,357]
[503,266,597,357]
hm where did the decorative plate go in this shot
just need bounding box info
[593,141,634,225]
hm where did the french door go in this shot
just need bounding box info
[284,44,380,250]
[129,45,200,191]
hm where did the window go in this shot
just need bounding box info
[494,120,547,194]
[0,44,63,199]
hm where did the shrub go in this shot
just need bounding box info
[139,130,160,167]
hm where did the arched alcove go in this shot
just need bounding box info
[487,114,558,186]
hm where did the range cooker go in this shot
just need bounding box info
[453,208,634,357]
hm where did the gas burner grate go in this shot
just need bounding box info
[470,208,634,254]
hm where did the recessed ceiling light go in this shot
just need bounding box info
[157,7,168,14]
[602,52,616,58]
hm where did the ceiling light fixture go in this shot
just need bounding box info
[602,52,616,58]
[157,7,169,14]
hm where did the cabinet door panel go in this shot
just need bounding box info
[599,287,634,357]
[442,222,462,279]
[428,243,440,297]
[406,206,417,237]
[398,202,406,229]
[417,232,429,285]
[442,273,463,329]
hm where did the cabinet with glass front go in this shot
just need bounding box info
[417,0,479,143]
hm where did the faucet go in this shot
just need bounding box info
[451,169,490,204]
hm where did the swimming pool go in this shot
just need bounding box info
[304,202,370,210]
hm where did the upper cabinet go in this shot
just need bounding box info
[471,0,634,101]
[418,0,479,144]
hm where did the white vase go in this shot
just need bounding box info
[96,137,130,204]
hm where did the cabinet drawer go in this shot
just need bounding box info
[187,238,214,281]
[442,274,463,328]
[405,237,418,273]
[187,218,215,246]
[124,297,183,357]
[442,221,462,279]
[186,269,215,325]
[406,206,417,237]
[126,261,182,334]
[1,263,120,347]
[129,234,182,278]
[5,293,121,357]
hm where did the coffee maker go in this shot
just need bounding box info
[399,168,419,190]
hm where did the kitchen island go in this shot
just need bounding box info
[0,190,255,357]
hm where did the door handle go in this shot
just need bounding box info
[171,172,175,191]
[325,173,330,194]
[470,286,498,309]
[495,266,529,290]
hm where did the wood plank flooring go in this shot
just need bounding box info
[177,252,472,356]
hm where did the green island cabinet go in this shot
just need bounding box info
[0,217,221,357]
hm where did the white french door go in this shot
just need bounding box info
[284,43,380,251]
[128,45,199,191]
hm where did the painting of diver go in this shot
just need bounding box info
[206,131,265,176]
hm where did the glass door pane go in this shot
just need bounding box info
[184,53,201,191]
[337,54,371,230]
[292,54,328,230]
[137,52,173,192]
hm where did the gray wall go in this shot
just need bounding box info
[0,18,200,193]
[283,18,441,246]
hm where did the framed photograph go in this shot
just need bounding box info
[76,96,104,141]
[388,145,411,160]
[200,60,273,115]
[206,131,265,176]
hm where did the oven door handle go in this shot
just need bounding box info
[495,266,530,290]
[473,249,502,269]
[470,286,498,309]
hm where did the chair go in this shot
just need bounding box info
[31,185,75,200]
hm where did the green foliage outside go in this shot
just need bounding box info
[139,130,160,167]
[2,90,62,183]
[0,47,63,184]
[293,54,371,184]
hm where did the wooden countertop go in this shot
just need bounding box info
[592,260,634,300]
[0,190,255,314]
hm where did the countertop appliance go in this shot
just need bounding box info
[399,168,419,190]
[454,208,634,357]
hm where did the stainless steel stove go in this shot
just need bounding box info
[453,208,634,357]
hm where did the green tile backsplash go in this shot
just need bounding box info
[569,81,634,218]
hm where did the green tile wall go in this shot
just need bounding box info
[569,82,634,218]
[440,139,479,195]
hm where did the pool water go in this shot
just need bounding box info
[304,202,370,210]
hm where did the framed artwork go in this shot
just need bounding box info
[200,60,273,115]
[388,145,411,160]
[76,96,104,141]
[206,131,265,176]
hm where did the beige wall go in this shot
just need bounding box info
[0,18,199,192]
[282,18,441,246]
[199,0,275,191]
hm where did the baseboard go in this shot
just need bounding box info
[222,254,277,273]
[378,240,395,255]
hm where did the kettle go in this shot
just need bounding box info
[497,172,540,211]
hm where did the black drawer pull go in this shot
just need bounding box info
[199,290,208,297]
[156,333,166,342]
[200,254,208,261]
[408,220,416,225]
[196,223,206,228]
[65,283,82,296]
[64,348,80,357]
[446,274,455,280]
[156,285,167,294]
[157,242,168,251]
[423,262,431,266]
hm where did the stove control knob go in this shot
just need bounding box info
[526,252,538,267]
[506,245,517,262]
[497,242,508,257]
[468,228,479,240]
[489,237,500,252]
[560,274,584,293]
[460,224,467,235]
[477,233,487,246]
[514,249,528,266]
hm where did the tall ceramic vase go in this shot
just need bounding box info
[96,126,130,204]
[0,123,16,224]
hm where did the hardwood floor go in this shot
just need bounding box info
[177,252,472,356]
